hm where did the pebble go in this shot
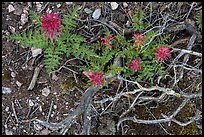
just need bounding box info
[31,47,42,58]
[5,106,9,112]
[125,20,130,27]
[53,105,57,110]
[13,5,23,15]
[92,8,101,20]
[56,4,61,8]
[110,2,119,10]
[5,129,13,135]
[123,2,128,8]
[16,81,23,87]
[84,8,92,14]
[27,2,32,8]
[28,99,34,107]
[20,13,28,25]
[65,2,73,5]
[10,72,16,78]
[51,114,54,117]
[53,92,57,95]
[19,26,23,29]
[39,105,42,112]
[40,128,50,135]
[56,116,59,121]
[42,87,51,97]
[2,87,13,94]
[8,4,15,13]
[51,73,58,81]
[9,26,16,34]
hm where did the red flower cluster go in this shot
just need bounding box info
[133,32,146,46]
[129,58,141,71]
[88,72,104,86]
[41,12,61,39]
[101,36,114,47]
[155,46,171,61]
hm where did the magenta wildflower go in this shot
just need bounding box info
[41,12,61,39]
[88,72,104,86]
[155,46,171,61]
[129,58,141,71]
[101,35,114,47]
[133,32,146,46]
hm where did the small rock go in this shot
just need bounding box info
[4,124,8,129]
[110,2,119,10]
[92,8,101,20]
[27,2,32,8]
[53,105,57,109]
[36,2,42,12]
[5,106,9,112]
[56,116,59,121]
[31,47,42,58]
[40,128,50,135]
[123,2,128,8]
[2,87,13,94]
[56,4,61,8]
[16,81,23,87]
[13,4,23,15]
[10,72,16,78]
[125,20,130,27]
[84,8,92,14]
[53,92,57,95]
[39,105,42,112]
[65,2,73,5]
[8,4,15,13]
[19,26,23,29]
[4,30,10,36]
[9,26,16,34]
[20,13,28,25]
[5,129,13,135]
[23,8,29,14]
[28,99,34,107]
[51,114,54,117]
[12,127,16,130]
[51,72,58,81]
[42,87,51,97]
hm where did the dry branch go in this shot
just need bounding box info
[27,64,44,90]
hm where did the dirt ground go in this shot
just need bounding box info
[2,2,202,135]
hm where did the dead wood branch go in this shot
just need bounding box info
[27,64,44,90]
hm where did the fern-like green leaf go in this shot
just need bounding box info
[62,6,80,33]
[131,7,145,32]
[30,11,42,28]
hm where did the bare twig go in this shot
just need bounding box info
[92,19,119,35]
[35,86,98,134]
[39,2,49,13]
[47,100,54,122]
[27,64,44,90]
[11,101,19,124]
[117,91,201,130]
[171,47,201,57]
[120,91,144,118]
[81,100,92,135]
